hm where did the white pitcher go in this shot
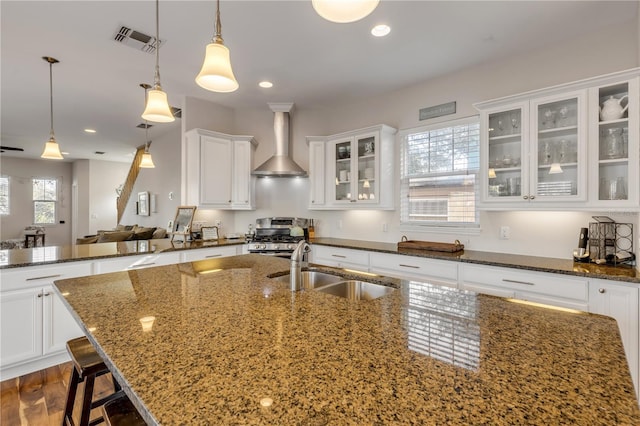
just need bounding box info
[599,95,628,121]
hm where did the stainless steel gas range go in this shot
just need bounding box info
[247,217,310,258]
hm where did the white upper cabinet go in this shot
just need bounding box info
[307,124,397,210]
[475,68,639,210]
[184,129,257,210]
[588,77,639,209]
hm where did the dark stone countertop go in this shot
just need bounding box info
[54,254,640,425]
[0,238,246,269]
[310,237,640,283]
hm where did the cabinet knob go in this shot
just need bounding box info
[523,195,529,200]
[311,200,315,204]
[43,292,50,297]
[228,200,231,203]
[529,195,535,200]
[598,288,606,294]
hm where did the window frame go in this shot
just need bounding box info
[32,177,58,226]
[399,115,481,233]
[0,176,9,215]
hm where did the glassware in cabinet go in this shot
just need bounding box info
[596,82,630,201]
[487,108,523,198]
[356,135,376,201]
[533,95,583,200]
[334,140,352,202]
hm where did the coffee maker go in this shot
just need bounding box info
[573,227,590,262]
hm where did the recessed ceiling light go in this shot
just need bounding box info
[259,81,273,88]
[84,128,96,133]
[371,24,391,37]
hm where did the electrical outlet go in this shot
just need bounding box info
[500,226,510,240]
[382,223,388,232]
[338,220,343,230]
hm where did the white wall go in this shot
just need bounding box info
[228,17,640,260]
[0,157,73,246]
[119,127,183,231]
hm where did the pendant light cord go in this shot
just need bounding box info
[49,60,55,138]
[153,0,162,90]
[213,0,223,44]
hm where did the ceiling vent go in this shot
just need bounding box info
[113,26,163,54]
[171,106,182,119]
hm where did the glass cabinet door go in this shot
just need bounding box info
[334,139,353,203]
[486,107,525,200]
[596,82,630,202]
[355,133,377,203]
[532,91,584,201]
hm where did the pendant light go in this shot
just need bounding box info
[41,57,64,160]
[312,0,379,23]
[142,0,175,123]
[139,84,156,168]
[195,0,239,92]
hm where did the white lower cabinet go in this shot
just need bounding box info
[459,263,589,311]
[311,245,369,271]
[0,262,92,379]
[589,278,639,397]
[369,252,458,288]
[180,245,240,263]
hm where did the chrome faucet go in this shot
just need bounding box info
[290,240,311,291]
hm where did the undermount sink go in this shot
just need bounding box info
[272,271,344,289]
[271,270,396,300]
[315,280,396,301]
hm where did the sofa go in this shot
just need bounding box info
[76,224,167,244]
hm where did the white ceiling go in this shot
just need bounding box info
[1,1,637,162]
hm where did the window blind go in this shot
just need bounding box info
[400,117,480,227]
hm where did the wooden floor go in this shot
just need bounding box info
[1,362,116,426]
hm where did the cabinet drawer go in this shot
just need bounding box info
[460,264,588,302]
[312,245,369,270]
[1,262,94,292]
[181,246,238,263]
[94,252,181,274]
[369,253,458,287]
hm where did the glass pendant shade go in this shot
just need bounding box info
[312,0,379,23]
[41,137,64,160]
[196,42,239,93]
[140,151,156,168]
[142,89,174,123]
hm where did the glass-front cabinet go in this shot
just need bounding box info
[482,90,586,206]
[308,124,397,210]
[588,77,639,208]
[333,133,378,205]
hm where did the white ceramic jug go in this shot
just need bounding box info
[599,95,628,121]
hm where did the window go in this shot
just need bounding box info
[0,177,8,215]
[400,116,480,228]
[32,178,57,224]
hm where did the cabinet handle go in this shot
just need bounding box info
[350,200,357,203]
[502,278,535,286]
[128,262,156,269]
[598,288,606,294]
[26,274,62,281]
[43,292,51,297]
[523,195,529,200]
[399,264,420,269]
[331,254,347,258]
[529,195,535,200]
[205,254,222,258]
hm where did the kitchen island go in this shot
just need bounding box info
[54,254,639,425]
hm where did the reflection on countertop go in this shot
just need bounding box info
[310,237,640,283]
[54,254,640,425]
[0,238,246,269]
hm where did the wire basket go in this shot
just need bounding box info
[588,216,634,265]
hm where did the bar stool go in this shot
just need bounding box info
[63,336,123,426]
[103,396,147,426]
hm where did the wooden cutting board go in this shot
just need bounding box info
[397,239,464,253]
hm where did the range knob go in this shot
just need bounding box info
[273,244,280,250]
[287,244,295,250]
[260,244,267,250]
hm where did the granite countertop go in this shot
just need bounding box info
[54,254,640,425]
[0,238,246,269]
[311,238,640,283]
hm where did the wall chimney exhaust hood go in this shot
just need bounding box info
[252,102,307,178]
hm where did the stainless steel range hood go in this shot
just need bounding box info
[252,102,307,178]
